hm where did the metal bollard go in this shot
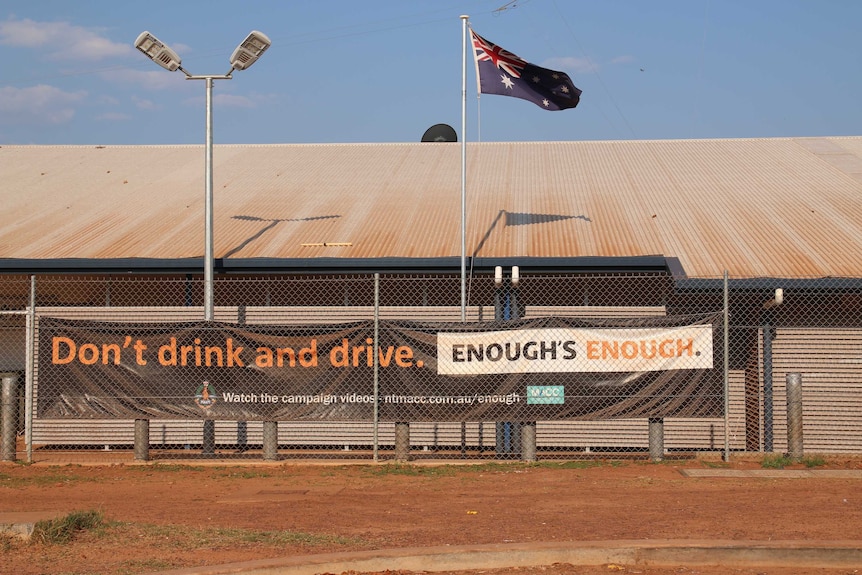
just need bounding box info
[1,373,18,461]
[134,419,150,461]
[262,421,278,461]
[786,373,804,461]
[202,420,216,457]
[521,421,537,462]
[648,417,664,462]
[394,422,410,462]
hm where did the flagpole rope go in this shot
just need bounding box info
[477,95,481,143]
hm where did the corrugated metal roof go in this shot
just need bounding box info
[3,137,862,278]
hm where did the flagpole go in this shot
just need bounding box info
[460,14,469,323]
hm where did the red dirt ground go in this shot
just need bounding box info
[1,455,861,575]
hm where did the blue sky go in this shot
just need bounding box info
[1,0,859,145]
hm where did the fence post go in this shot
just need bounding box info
[395,422,410,462]
[786,373,804,461]
[1,373,18,461]
[648,417,664,461]
[202,420,215,457]
[26,275,36,463]
[134,419,149,461]
[762,322,774,452]
[373,273,380,463]
[262,421,278,461]
[723,270,731,463]
[521,421,536,462]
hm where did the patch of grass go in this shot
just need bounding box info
[361,459,630,477]
[700,459,730,469]
[0,533,21,552]
[0,470,94,489]
[761,453,827,469]
[363,463,457,477]
[115,558,176,574]
[32,510,104,544]
[535,460,605,470]
[132,522,361,548]
[216,469,273,479]
[455,462,529,473]
[802,455,827,468]
[132,464,273,480]
[761,454,794,469]
[635,457,695,466]
[141,463,207,473]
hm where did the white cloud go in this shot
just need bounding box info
[181,92,274,109]
[213,94,256,108]
[132,95,157,110]
[104,68,188,91]
[543,56,599,75]
[0,17,131,61]
[96,112,131,121]
[0,84,86,125]
[170,42,193,55]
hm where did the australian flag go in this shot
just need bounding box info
[471,30,581,111]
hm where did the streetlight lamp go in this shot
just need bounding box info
[135,30,271,321]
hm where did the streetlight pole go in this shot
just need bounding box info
[135,31,271,321]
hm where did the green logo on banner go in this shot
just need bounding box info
[526,385,565,404]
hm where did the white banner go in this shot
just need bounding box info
[437,325,713,375]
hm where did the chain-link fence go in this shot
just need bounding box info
[1,272,860,463]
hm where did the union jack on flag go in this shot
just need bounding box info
[472,32,527,79]
[470,29,581,111]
